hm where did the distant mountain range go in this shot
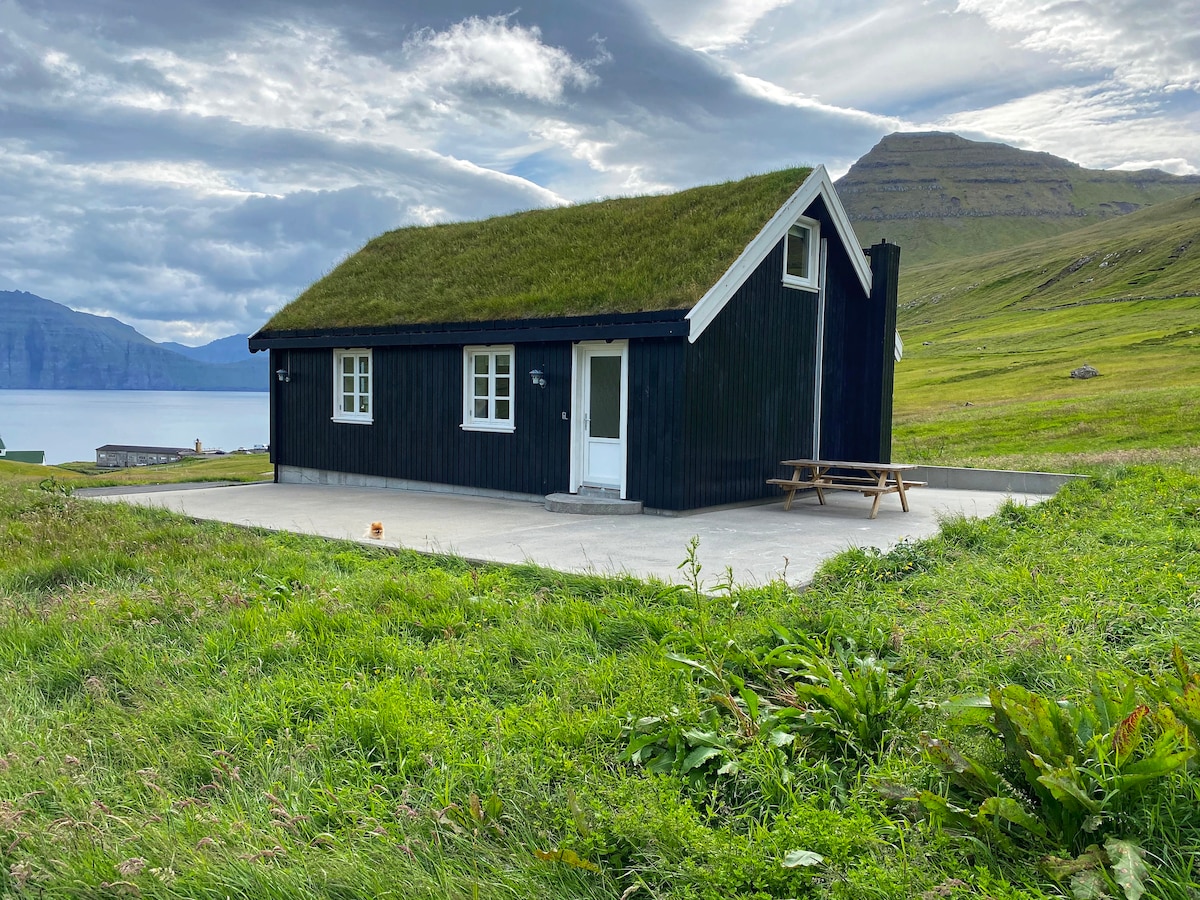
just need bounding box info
[0,291,267,391]
[836,132,1200,267]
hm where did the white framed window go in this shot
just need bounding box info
[333,349,373,424]
[462,346,514,432]
[782,216,820,291]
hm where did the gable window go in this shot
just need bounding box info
[333,349,372,424]
[463,346,514,432]
[782,217,820,291]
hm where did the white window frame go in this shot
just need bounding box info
[332,348,373,424]
[462,345,515,433]
[782,216,821,292]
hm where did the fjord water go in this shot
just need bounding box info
[0,390,269,464]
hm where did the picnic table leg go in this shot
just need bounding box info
[894,470,910,513]
[867,469,886,519]
[812,466,826,506]
[782,466,802,510]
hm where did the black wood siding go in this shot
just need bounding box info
[626,338,686,509]
[681,241,819,509]
[818,228,899,463]
[271,342,574,495]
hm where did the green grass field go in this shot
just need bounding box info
[893,193,1200,470]
[2,461,1199,899]
[0,453,274,488]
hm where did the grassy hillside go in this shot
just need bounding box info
[892,192,1200,470]
[2,464,1200,898]
[0,453,274,487]
[838,133,1200,267]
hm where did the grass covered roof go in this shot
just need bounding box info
[259,167,812,333]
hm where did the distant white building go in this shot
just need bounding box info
[95,444,195,468]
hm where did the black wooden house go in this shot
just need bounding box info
[248,166,900,511]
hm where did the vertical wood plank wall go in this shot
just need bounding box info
[271,341,575,496]
[626,339,686,510]
[681,241,819,509]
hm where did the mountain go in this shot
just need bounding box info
[837,132,1200,267]
[0,291,268,391]
[160,334,256,365]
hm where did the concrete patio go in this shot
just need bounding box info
[84,474,1063,586]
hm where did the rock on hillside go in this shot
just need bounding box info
[837,132,1200,266]
[0,291,267,391]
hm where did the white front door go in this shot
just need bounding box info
[572,342,628,495]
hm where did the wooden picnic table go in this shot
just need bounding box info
[767,459,925,519]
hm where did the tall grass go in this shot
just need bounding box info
[1,466,1198,897]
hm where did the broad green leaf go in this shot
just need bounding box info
[1109,705,1149,762]
[664,652,719,683]
[917,792,983,835]
[781,849,825,868]
[1069,869,1107,899]
[682,728,725,748]
[978,797,1048,839]
[738,685,761,722]
[920,734,1003,799]
[1041,845,1104,879]
[768,728,795,748]
[1119,749,1193,782]
[680,745,724,773]
[1038,764,1101,814]
[1105,838,1148,900]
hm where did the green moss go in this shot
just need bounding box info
[259,168,812,333]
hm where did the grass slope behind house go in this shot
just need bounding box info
[261,169,811,333]
[891,192,1200,469]
[1,465,1199,898]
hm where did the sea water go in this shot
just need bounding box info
[0,390,270,465]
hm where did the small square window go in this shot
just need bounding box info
[782,217,820,291]
[463,346,515,432]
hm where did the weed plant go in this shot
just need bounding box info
[0,466,1198,898]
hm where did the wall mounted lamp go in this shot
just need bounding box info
[529,368,546,388]
[276,368,291,383]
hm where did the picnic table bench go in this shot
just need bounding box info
[767,459,925,519]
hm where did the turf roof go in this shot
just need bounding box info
[259,167,813,333]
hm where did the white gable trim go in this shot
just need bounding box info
[685,165,872,343]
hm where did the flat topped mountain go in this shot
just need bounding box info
[837,132,1200,266]
[257,168,812,334]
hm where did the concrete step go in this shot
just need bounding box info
[544,492,644,515]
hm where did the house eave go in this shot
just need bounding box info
[248,309,690,351]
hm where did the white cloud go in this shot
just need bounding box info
[940,84,1200,174]
[957,0,1200,92]
[404,15,602,102]
[634,0,797,51]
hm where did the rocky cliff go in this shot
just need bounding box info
[837,132,1200,266]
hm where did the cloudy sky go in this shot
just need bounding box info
[2,0,1197,344]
